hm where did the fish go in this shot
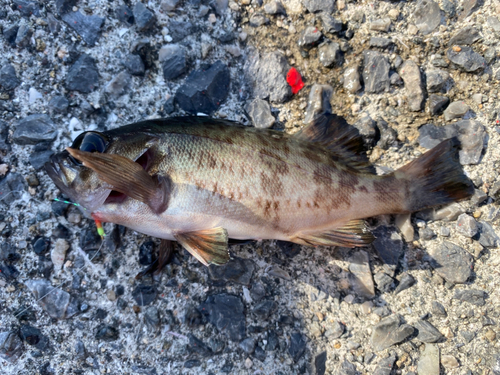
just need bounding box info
[45,114,474,267]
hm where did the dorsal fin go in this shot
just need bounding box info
[295,114,375,174]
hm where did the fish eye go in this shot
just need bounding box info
[69,131,109,165]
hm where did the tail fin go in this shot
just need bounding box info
[398,137,474,212]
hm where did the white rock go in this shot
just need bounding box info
[51,239,70,270]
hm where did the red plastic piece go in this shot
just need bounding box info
[286,67,304,94]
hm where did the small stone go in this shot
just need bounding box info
[159,44,187,81]
[371,314,415,352]
[478,221,499,248]
[413,0,442,35]
[62,11,104,46]
[343,65,361,93]
[244,49,291,103]
[417,344,440,375]
[302,0,334,13]
[484,328,496,342]
[25,279,79,319]
[253,299,278,319]
[395,273,416,294]
[95,325,119,341]
[106,289,116,301]
[131,285,157,306]
[0,331,24,363]
[447,46,486,73]
[239,337,256,354]
[48,95,69,114]
[175,61,229,114]
[144,306,160,331]
[374,354,396,375]
[348,250,375,299]
[245,99,275,129]
[415,320,444,343]
[315,351,327,375]
[370,37,393,49]
[208,256,255,285]
[441,354,459,369]
[395,213,414,241]
[370,18,391,32]
[324,321,344,339]
[249,13,269,27]
[14,24,32,48]
[429,241,473,284]
[0,64,20,91]
[426,69,450,93]
[115,5,134,26]
[456,214,478,237]
[320,12,342,34]
[304,84,333,124]
[448,26,480,46]
[105,71,131,98]
[428,94,449,115]
[66,54,99,93]
[184,359,201,368]
[298,26,322,50]
[374,272,395,293]
[244,357,253,368]
[199,294,245,341]
[13,114,57,145]
[400,60,424,111]
[289,332,306,361]
[453,289,486,306]
[372,226,403,276]
[444,101,469,121]
[318,41,343,68]
[133,3,156,31]
[161,0,180,12]
[168,19,194,42]
[51,239,69,270]
[363,50,390,93]
[123,54,145,76]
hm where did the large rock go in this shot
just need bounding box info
[66,54,99,93]
[363,51,390,93]
[446,46,487,73]
[428,241,473,284]
[12,114,57,145]
[198,294,245,341]
[371,314,414,352]
[62,11,104,46]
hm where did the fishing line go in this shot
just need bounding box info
[52,198,106,239]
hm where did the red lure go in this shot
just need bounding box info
[286,67,304,94]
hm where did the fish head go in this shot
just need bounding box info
[44,129,157,216]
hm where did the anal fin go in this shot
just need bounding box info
[135,239,174,279]
[291,219,374,248]
[174,227,230,266]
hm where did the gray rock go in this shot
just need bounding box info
[0,121,11,154]
[458,0,482,21]
[3,25,19,48]
[304,84,333,124]
[320,12,342,34]
[400,60,424,111]
[374,354,396,375]
[161,0,180,12]
[208,256,255,285]
[456,213,478,237]
[448,26,481,46]
[394,273,416,294]
[105,71,131,98]
[417,344,440,375]
[175,60,229,114]
[66,54,99,93]
[0,173,25,206]
[123,54,145,76]
[324,321,344,339]
[0,331,24,363]
[444,101,469,121]
[371,226,403,276]
[470,188,487,206]
[415,320,444,343]
[253,299,277,319]
[417,120,485,164]
[239,337,256,354]
[15,23,32,48]
[288,332,306,361]
[160,44,187,81]
[168,19,194,42]
[478,221,499,248]
[431,301,447,317]
[302,0,334,13]
[25,279,80,319]
[442,0,456,16]
[48,95,69,113]
[413,0,442,35]
[433,203,465,221]
[133,2,156,31]
[488,16,500,33]
[371,314,415,352]
[338,360,357,375]
[0,64,20,91]
[131,285,156,306]
[199,294,245,341]
[419,227,436,241]
[428,94,449,115]
[447,46,486,73]
[298,26,322,50]
[343,65,361,93]
[315,351,327,375]
[244,49,291,103]
[95,325,119,341]
[429,241,473,284]
[62,11,104,46]
[374,272,395,293]
[353,114,378,147]
[13,0,40,17]
[426,69,450,93]
[55,0,78,16]
[249,12,269,27]
[13,114,57,145]
[245,99,275,129]
[348,250,375,299]
[115,5,134,26]
[453,289,486,306]
[370,18,391,32]
[144,306,160,331]
[370,37,393,49]
[318,41,342,68]
[264,1,286,15]
[188,334,212,356]
[363,51,390,93]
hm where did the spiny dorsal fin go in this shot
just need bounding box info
[66,147,171,214]
[295,114,375,174]
[291,219,374,248]
[174,227,230,266]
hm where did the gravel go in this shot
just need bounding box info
[1,0,500,373]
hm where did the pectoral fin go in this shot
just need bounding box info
[66,147,171,214]
[291,219,374,248]
[174,227,230,266]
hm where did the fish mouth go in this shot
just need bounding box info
[45,151,76,198]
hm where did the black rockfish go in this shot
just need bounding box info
[45,115,474,266]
